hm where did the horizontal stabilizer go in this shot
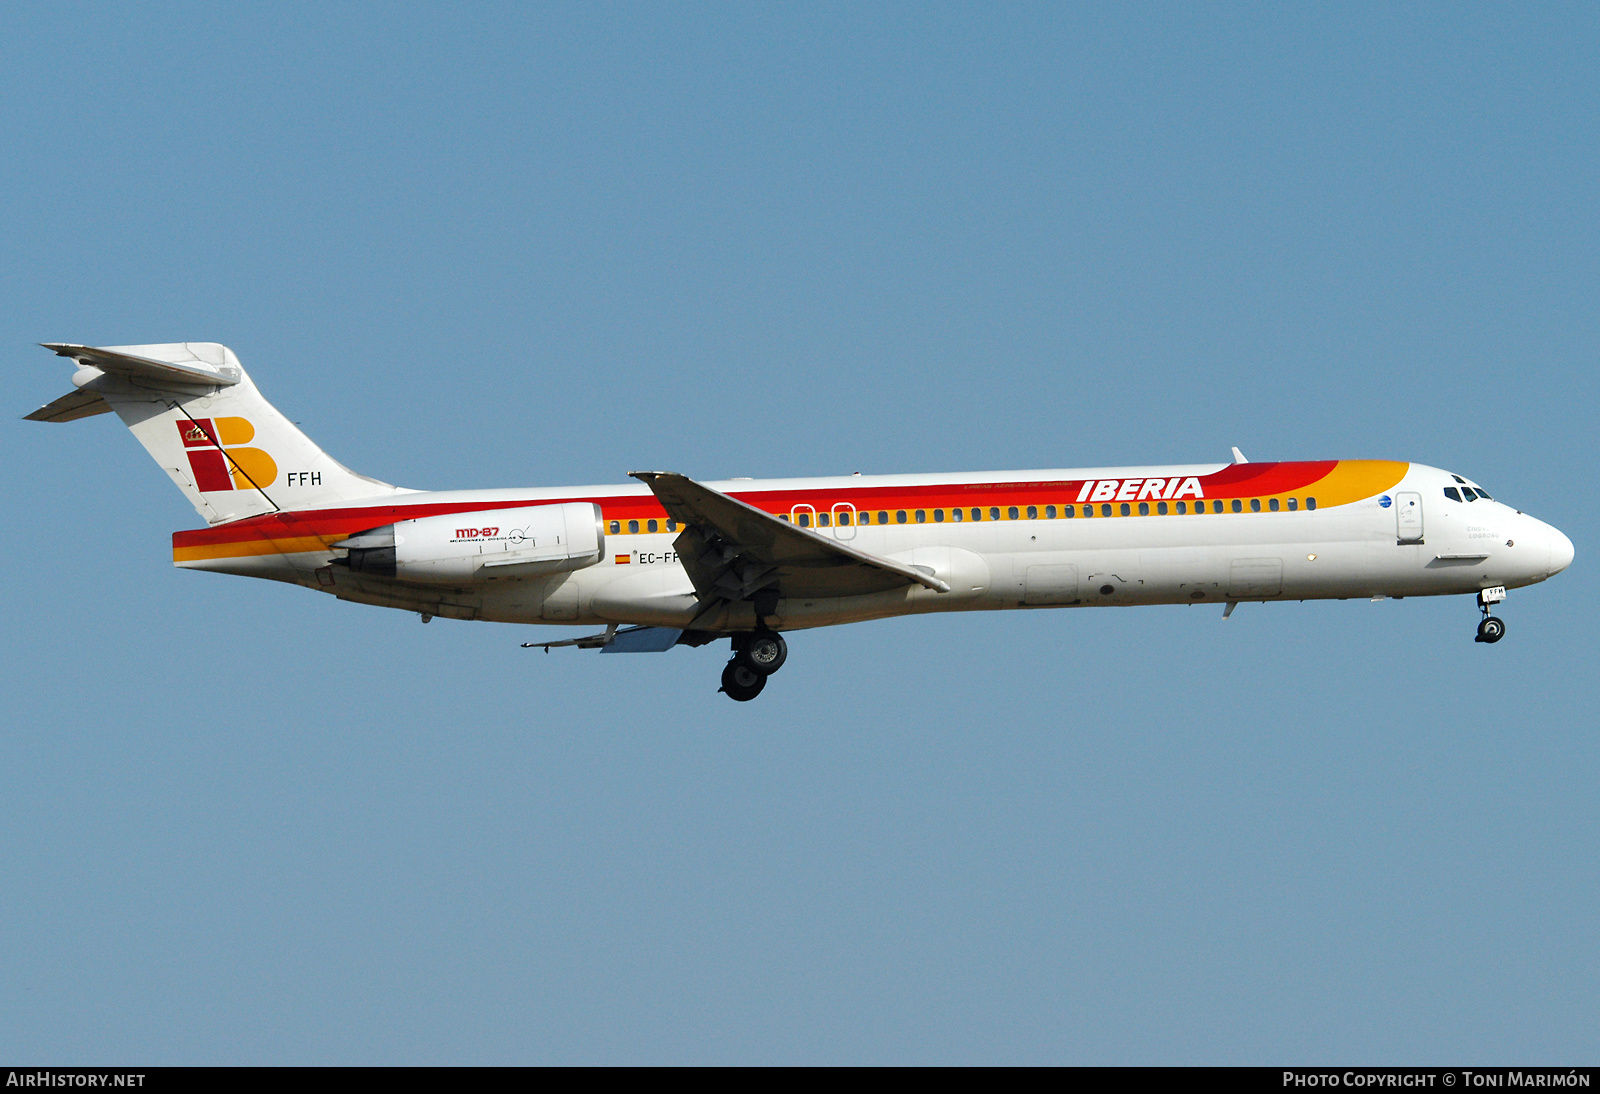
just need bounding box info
[41,342,242,389]
[25,388,112,423]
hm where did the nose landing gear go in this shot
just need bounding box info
[718,630,790,701]
[1475,586,1507,643]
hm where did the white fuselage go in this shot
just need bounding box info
[176,460,1573,632]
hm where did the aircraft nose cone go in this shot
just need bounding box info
[1548,525,1575,577]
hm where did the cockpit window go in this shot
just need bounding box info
[1444,487,1462,502]
[1462,488,1479,501]
[1452,475,1466,484]
[1474,487,1491,500]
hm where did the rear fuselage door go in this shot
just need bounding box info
[1396,491,1424,543]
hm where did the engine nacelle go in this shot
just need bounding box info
[336,502,605,584]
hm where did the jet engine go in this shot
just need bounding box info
[335,502,604,584]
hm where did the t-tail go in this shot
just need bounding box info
[26,342,405,523]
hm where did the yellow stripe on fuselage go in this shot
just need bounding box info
[1297,460,1409,508]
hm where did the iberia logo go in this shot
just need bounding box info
[176,417,277,493]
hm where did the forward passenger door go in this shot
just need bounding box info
[1396,491,1424,543]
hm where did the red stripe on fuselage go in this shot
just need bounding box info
[171,461,1345,548]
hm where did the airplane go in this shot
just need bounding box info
[28,342,1575,701]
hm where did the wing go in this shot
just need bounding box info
[629,472,950,619]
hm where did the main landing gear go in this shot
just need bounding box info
[719,629,789,702]
[1475,586,1507,644]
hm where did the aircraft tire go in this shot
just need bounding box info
[1477,616,1506,644]
[741,632,787,676]
[721,660,767,701]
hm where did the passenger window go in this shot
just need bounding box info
[798,513,810,527]
[1306,498,1317,510]
[667,520,677,532]
[1045,505,1056,519]
[952,508,963,522]
[1175,502,1186,515]
[1138,502,1149,516]
[1157,501,1168,515]
[780,514,791,522]
[1269,498,1279,512]
[628,519,639,534]
[1212,500,1224,513]
[934,509,945,522]
[1231,500,1242,513]
[896,511,907,524]
[818,512,830,526]
[972,508,983,521]
[838,511,851,525]
[1443,487,1462,502]
[1026,505,1037,520]
[648,519,658,532]
[1008,506,1019,520]
[1101,504,1112,517]
[1064,505,1075,518]
[609,520,620,534]
[990,507,1001,521]
[878,512,888,524]
[1250,499,1261,513]
[915,510,926,523]
[1287,498,1297,511]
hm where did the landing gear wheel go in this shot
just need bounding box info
[720,660,767,701]
[1476,616,1506,644]
[741,631,787,675]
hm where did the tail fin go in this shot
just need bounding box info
[26,342,406,523]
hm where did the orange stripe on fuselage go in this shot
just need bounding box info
[173,535,341,562]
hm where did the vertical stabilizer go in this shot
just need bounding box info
[27,343,407,523]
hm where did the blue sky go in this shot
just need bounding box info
[2,3,1595,1063]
